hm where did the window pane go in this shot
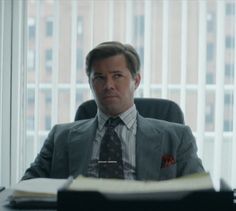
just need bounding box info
[205,91,215,132]
[186,0,199,84]
[39,89,52,131]
[224,91,234,132]
[186,91,197,131]
[25,135,34,167]
[76,89,91,109]
[202,137,214,173]
[221,137,233,185]
[46,17,53,37]
[26,88,35,131]
[169,1,181,84]
[58,90,70,123]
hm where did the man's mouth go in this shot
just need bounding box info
[103,95,118,100]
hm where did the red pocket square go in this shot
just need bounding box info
[161,154,176,168]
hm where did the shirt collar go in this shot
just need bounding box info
[97,104,137,131]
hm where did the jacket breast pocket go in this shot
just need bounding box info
[159,164,177,181]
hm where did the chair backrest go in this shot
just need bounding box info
[75,98,184,124]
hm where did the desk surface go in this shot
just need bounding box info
[1,188,235,211]
[0,189,56,211]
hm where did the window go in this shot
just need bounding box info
[207,43,214,61]
[76,48,83,71]
[45,116,51,130]
[207,12,215,33]
[28,18,35,39]
[27,117,34,130]
[45,49,53,71]
[77,16,83,36]
[27,50,35,70]
[45,93,51,105]
[224,120,233,131]
[134,16,144,39]
[224,93,233,105]
[206,72,214,84]
[46,17,53,37]
[225,64,234,77]
[225,36,235,49]
[226,3,235,16]
[27,89,35,105]
[1,0,236,190]
[205,104,214,126]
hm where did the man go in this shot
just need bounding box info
[22,41,204,181]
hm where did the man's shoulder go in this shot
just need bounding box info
[138,115,193,143]
[138,114,189,133]
[52,118,97,133]
[138,114,184,127]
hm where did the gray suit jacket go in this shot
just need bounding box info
[22,114,204,181]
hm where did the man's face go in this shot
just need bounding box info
[89,54,141,116]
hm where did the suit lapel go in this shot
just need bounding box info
[136,115,163,180]
[68,118,97,178]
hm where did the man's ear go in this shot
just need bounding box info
[134,73,141,89]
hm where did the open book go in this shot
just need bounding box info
[8,172,214,208]
[8,178,67,208]
[68,172,214,194]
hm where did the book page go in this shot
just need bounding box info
[11,178,67,197]
[68,172,214,194]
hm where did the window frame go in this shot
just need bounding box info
[0,0,26,187]
[0,0,12,187]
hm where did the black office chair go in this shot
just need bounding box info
[75,98,184,124]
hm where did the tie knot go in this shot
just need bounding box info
[106,117,122,129]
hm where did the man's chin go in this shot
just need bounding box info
[101,103,121,116]
[101,97,119,105]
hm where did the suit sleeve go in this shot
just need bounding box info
[176,126,205,177]
[21,126,56,180]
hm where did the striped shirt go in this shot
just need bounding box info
[86,104,137,180]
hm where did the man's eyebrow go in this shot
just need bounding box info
[93,70,124,75]
[93,72,103,75]
[110,70,123,73]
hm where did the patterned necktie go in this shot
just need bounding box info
[98,117,124,179]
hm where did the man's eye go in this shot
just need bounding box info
[113,74,123,79]
[94,75,104,80]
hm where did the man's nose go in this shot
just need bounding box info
[104,77,115,89]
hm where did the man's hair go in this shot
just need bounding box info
[86,41,140,78]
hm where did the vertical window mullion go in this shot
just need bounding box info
[125,0,133,44]
[33,0,41,156]
[0,0,12,187]
[213,0,225,190]
[108,0,114,41]
[89,0,94,99]
[0,0,4,186]
[161,0,169,98]
[70,0,77,121]
[231,1,236,189]
[90,0,95,48]
[143,0,152,97]
[196,0,207,158]
[51,0,59,126]
[11,0,26,184]
[180,0,188,115]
